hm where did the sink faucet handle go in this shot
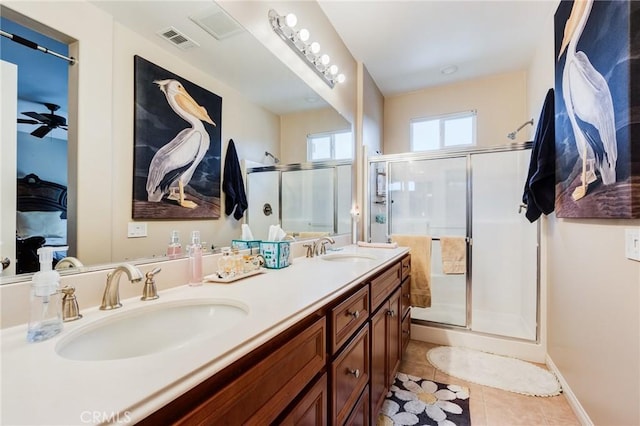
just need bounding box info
[320,240,330,255]
[61,285,82,322]
[142,268,161,301]
[303,244,314,258]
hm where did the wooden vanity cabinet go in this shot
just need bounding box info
[400,255,412,353]
[141,255,410,426]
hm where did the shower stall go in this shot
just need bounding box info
[368,144,539,342]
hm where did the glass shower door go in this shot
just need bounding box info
[471,149,537,340]
[388,157,467,327]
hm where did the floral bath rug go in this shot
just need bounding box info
[377,373,470,426]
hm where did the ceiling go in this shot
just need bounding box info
[318,0,558,96]
[3,1,559,124]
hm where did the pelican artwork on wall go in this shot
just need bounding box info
[557,0,618,201]
[145,79,216,208]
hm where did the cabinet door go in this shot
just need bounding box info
[279,373,327,426]
[369,302,387,422]
[387,288,402,387]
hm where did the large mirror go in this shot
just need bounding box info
[0,0,352,281]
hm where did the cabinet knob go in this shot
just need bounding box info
[403,293,411,299]
[402,329,410,335]
[387,309,396,317]
[346,310,360,319]
[347,368,360,379]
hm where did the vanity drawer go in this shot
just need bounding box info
[330,285,369,354]
[370,262,401,312]
[343,385,370,426]
[331,325,370,425]
[401,255,411,282]
[401,277,411,319]
[175,317,326,425]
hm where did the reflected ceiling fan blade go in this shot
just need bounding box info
[31,125,53,138]
[17,118,40,124]
[22,111,51,123]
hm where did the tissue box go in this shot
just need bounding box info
[259,241,290,269]
[231,240,261,253]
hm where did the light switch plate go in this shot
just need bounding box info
[127,222,147,238]
[625,228,640,261]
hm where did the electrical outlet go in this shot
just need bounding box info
[127,222,147,238]
[625,228,640,261]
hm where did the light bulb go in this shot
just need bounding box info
[298,28,310,42]
[329,65,339,75]
[285,13,297,28]
[320,54,330,65]
[310,41,321,54]
[337,74,346,83]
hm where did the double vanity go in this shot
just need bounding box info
[1,243,410,425]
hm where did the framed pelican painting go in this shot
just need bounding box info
[554,0,640,218]
[132,55,222,219]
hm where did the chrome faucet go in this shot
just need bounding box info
[312,236,335,257]
[100,264,143,310]
[55,256,84,270]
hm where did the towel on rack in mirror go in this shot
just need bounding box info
[391,235,431,308]
[440,237,466,274]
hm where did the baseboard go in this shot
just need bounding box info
[545,354,593,426]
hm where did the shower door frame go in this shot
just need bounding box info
[367,142,541,343]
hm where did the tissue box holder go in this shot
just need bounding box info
[259,241,290,269]
[232,240,261,254]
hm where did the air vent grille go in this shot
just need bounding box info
[190,7,244,40]
[157,26,199,50]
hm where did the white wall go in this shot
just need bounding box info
[526,2,640,425]
[384,70,528,154]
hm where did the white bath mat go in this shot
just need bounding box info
[427,346,562,397]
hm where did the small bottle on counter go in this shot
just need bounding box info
[188,231,203,286]
[217,247,233,278]
[232,247,244,275]
[167,230,182,259]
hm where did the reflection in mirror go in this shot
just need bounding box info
[0,1,354,283]
[246,161,352,241]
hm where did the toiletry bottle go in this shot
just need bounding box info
[167,230,182,259]
[232,247,244,275]
[188,231,203,286]
[217,247,233,278]
[27,247,65,342]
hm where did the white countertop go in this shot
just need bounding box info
[0,245,408,426]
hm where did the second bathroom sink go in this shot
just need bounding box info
[321,253,377,262]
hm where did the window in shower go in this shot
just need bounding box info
[307,130,353,161]
[410,110,476,152]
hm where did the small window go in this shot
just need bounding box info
[410,111,476,152]
[308,130,353,161]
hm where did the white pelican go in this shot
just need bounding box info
[146,79,215,208]
[558,0,618,201]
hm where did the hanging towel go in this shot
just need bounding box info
[440,236,466,274]
[522,88,555,222]
[222,139,248,220]
[391,234,431,308]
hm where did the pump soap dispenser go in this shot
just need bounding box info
[27,246,67,342]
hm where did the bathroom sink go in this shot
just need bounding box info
[55,299,249,361]
[321,253,377,262]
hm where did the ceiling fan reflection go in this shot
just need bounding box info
[17,102,68,138]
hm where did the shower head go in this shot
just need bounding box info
[508,119,534,140]
[265,151,280,164]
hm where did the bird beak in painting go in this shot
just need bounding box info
[175,85,216,127]
[558,0,588,60]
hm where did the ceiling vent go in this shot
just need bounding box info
[190,6,244,41]
[157,26,200,50]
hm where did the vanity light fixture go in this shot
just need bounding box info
[268,9,345,88]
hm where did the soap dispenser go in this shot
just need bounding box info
[27,246,66,342]
[188,231,203,286]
